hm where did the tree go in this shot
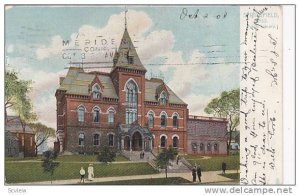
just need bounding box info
[155,146,178,178]
[42,150,59,184]
[204,88,240,155]
[29,123,56,156]
[5,69,37,157]
[97,146,116,164]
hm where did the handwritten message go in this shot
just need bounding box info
[240,6,282,185]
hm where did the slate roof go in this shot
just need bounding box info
[58,68,118,99]
[145,78,186,105]
[5,116,34,133]
[112,29,146,71]
[57,28,186,105]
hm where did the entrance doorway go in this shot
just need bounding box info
[132,131,142,151]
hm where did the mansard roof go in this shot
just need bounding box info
[112,29,146,72]
[145,78,186,105]
[58,67,118,99]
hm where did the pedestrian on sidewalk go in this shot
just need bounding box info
[79,167,86,183]
[88,164,94,181]
[197,165,202,183]
[222,162,227,174]
[192,166,197,182]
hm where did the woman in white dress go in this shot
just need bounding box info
[88,164,94,181]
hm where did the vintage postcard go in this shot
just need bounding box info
[3,4,295,190]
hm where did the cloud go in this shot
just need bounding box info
[36,35,64,60]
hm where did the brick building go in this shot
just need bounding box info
[5,116,36,157]
[187,115,228,155]
[56,27,188,154]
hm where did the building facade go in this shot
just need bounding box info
[5,116,36,157]
[56,27,188,154]
[187,115,228,155]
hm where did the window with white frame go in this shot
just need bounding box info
[148,112,154,128]
[173,113,178,128]
[93,107,100,122]
[161,113,167,128]
[92,84,101,99]
[77,106,85,122]
[108,109,114,123]
[108,134,114,146]
[79,133,84,146]
[159,91,168,105]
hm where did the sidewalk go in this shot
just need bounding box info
[14,170,239,185]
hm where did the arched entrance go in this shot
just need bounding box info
[132,131,142,151]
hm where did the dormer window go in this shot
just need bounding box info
[159,91,168,105]
[128,56,134,64]
[92,84,101,99]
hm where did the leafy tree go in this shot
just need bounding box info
[155,146,178,178]
[204,89,240,155]
[42,150,59,184]
[5,69,37,156]
[29,123,56,156]
[97,146,116,164]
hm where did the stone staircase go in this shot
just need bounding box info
[121,150,191,173]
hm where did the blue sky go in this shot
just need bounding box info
[5,5,240,128]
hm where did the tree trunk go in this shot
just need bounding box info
[35,145,38,157]
[165,166,168,178]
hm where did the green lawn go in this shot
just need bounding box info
[5,162,157,183]
[82,177,191,185]
[185,155,239,171]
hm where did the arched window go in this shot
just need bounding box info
[93,107,100,122]
[161,112,167,128]
[93,134,100,146]
[92,84,101,99]
[173,113,178,128]
[207,143,212,151]
[160,136,166,148]
[108,134,114,146]
[126,80,137,105]
[214,143,218,151]
[78,133,84,146]
[148,112,154,128]
[173,136,179,148]
[200,143,204,151]
[108,109,114,124]
[159,91,168,105]
[77,106,85,122]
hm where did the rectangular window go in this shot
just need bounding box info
[79,133,84,146]
[161,115,166,127]
[93,110,100,122]
[93,134,100,145]
[108,134,114,146]
[148,114,154,128]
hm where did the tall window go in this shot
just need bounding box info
[160,136,166,148]
[148,112,154,128]
[126,110,137,124]
[126,80,137,105]
[173,114,178,128]
[92,84,101,99]
[207,143,211,151]
[214,143,218,151]
[79,133,84,146]
[173,137,178,148]
[77,106,85,122]
[93,134,100,146]
[108,134,114,146]
[108,109,114,124]
[161,113,167,128]
[159,91,167,105]
[93,107,100,122]
[200,143,204,151]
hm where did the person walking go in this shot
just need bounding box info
[80,167,86,183]
[192,166,197,182]
[222,162,227,174]
[88,164,94,181]
[197,166,202,182]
